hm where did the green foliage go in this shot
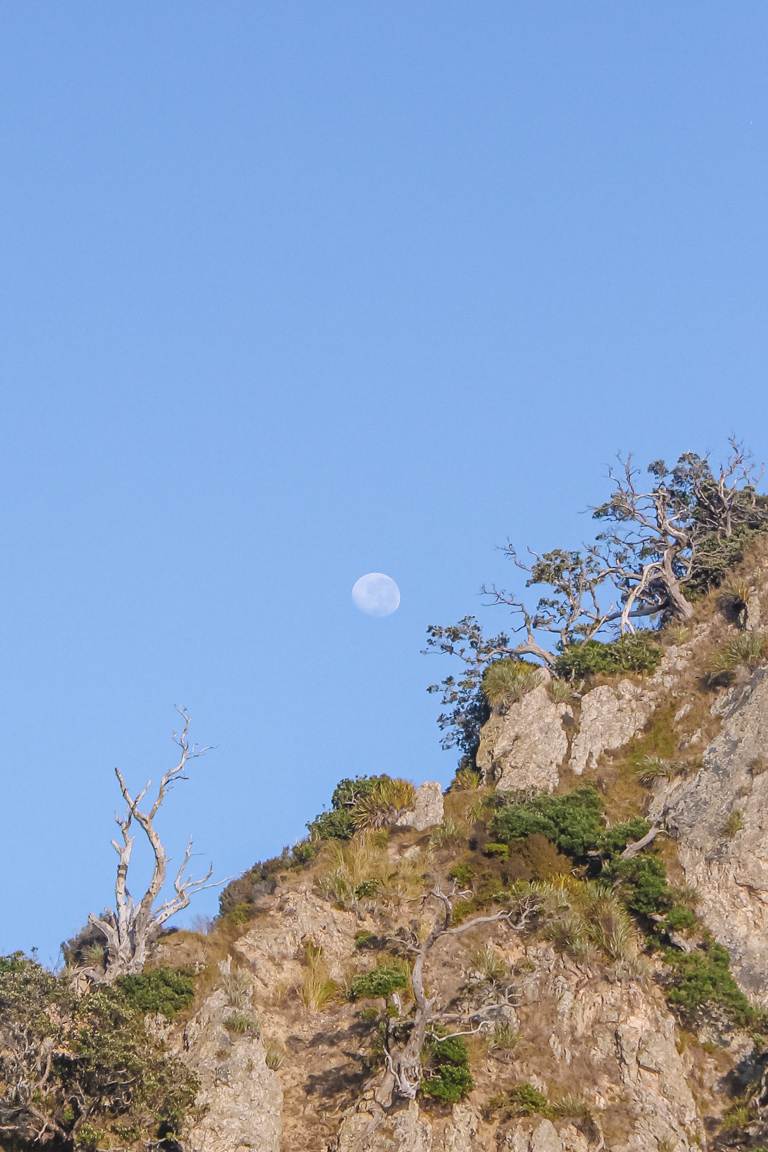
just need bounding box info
[116,965,196,1019]
[598,818,650,856]
[490,787,605,858]
[224,1011,260,1036]
[348,963,409,1001]
[447,861,475,886]
[307,775,414,842]
[291,838,320,865]
[423,616,496,758]
[490,1081,551,1117]
[354,930,377,949]
[482,659,539,707]
[420,1034,473,1103]
[0,952,198,1148]
[664,941,758,1028]
[308,806,358,842]
[554,633,662,680]
[607,855,672,918]
[483,841,510,860]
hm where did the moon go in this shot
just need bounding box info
[352,572,401,617]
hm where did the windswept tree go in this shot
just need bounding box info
[88,709,218,980]
[375,885,539,1106]
[594,441,768,630]
[426,441,768,757]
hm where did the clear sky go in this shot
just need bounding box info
[1,4,767,963]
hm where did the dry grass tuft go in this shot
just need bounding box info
[299,941,339,1012]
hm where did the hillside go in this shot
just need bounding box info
[7,475,768,1150]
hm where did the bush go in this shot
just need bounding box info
[489,1081,551,1118]
[490,788,605,858]
[420,1035,473,1103]
[664,941,758,1028]
[0,953,198,1148]
[352,777,416,831]
[554,633,662,680]
[348,963,409,1001]
[116,966,196,1019]
[308,775,415,841]
[607,855,672,918]
[482,659,540,707]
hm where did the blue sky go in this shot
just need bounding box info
[1,4,767,963]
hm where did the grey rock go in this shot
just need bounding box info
[396,781,445,831]
[335,1101,432,1152]
[181,989,282,1152]
[658,667,768,1000]
[476,673,571,792]
[569,680,655,776]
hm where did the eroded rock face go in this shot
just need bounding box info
[512,946,702,1152]
[658,667,768,1000]
[569,680,655,776]
[181,988,282,1152]
[476,674,571,792]
[334,1102,433,1152]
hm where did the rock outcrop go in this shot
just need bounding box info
[396,781,445,830]
[658,666,768,1001]
[476,673,571,792]
[181,986,282,1152]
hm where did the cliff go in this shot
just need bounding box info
[6,546,768,1152]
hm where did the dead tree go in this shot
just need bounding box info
[375,886,540,1106]
[89,709,218,979]
[594,443,768,631]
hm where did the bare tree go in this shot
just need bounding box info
[594,442,768,631]
[375,885,540,1106]
[89,709,219,979]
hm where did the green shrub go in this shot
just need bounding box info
[354,930,377,949]
[663,905,697,933]
[664,941,757,1028]
[116,966,196,1019]
[348,963,409,1001]
[292,838,319,865]
[448,861,475,885]
[606,855,672,918]
[490,787,605,858]
[483,841,511,860]
[420,1035,473,1103]
[308,807,357,842]
[0,953,198,1147]
[307,775,414,841]
[489,1082,551,1118]
[482,659,539,707]
[554,633,662,680]
[597,817,650,856]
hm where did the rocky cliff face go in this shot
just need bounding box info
[150,556,768,1152]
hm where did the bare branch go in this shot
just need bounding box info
[88,712,217,979]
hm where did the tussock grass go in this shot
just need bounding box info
[482,659,540,708]
[299,942,339,1012]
